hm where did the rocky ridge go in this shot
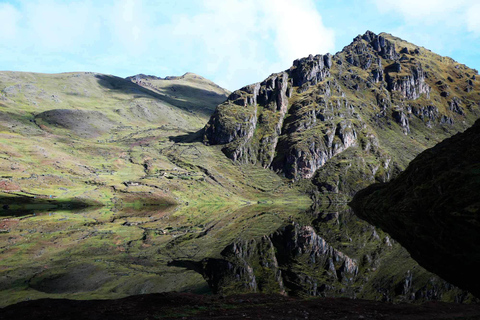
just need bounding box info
[204,31,480,196]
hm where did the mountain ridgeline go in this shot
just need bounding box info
[204,31,480,196]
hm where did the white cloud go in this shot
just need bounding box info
[466,4,480,35]
[0,3,21,40]
[110,0,151,54]
[158,0,335,89]
[261,0,335,65]
[22,0,102,52]
[0,0,334,90]
[373,0,480,32]
[374,0,468,21]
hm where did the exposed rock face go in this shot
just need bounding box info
[290,54,332,88]
[205,72,291,167]
[361,30,400,61]
[350,119,480,298]
[392,109,410,134]
[385,65,431,100]
[204,30,480,196]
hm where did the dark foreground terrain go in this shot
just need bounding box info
[351,119,480,297]
[2,292,480,320]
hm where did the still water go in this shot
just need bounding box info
[0,201,471,307]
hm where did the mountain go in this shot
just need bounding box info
[1,31,479,307]
[350,118,480,297]
[0,71,298,206]
[204,31,480,197]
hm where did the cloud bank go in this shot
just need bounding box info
[0,0,335,90]
[373,0,480,34]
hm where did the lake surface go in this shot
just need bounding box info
[0,200,472,307]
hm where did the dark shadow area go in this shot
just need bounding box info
[0,194,102,217]
[4,291,480,320]
[168,259,203,274]
[168,128,205,143]
[95,75,226,118]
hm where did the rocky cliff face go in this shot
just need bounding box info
[204,31,480,196]
[172,207,473,302]
[350,119,480,298]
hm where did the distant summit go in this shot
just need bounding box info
[126,72,229,115]
[126,72,207,82]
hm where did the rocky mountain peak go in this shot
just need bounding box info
[204,31,480,196]
[350,30,400,61]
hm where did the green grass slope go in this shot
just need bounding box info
[0,71,305,206]
[351,119,480,297]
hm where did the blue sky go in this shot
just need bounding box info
[0,0,479,91]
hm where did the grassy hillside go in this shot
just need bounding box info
[351,119,480,297]
[0,71,307,206]
[126,72,230,118]
[2,31,478,306]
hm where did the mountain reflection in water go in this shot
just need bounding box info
[0,200,473,307]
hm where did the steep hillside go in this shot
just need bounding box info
[1,33,479,308]
[204,31,480,197]
[350,119,480,297]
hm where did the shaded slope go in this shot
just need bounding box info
[204,31,480,196]
[350,119,480,297]
[0,71,228,138]
[35,109,117,138]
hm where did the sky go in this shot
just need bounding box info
[0,0,479,91]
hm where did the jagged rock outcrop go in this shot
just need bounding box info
[204,30,480,196]
[290,54,332,89]
[205,72,291,167]
[392,109,410,134]
[350,119,480,298]
[361,30,400,61]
